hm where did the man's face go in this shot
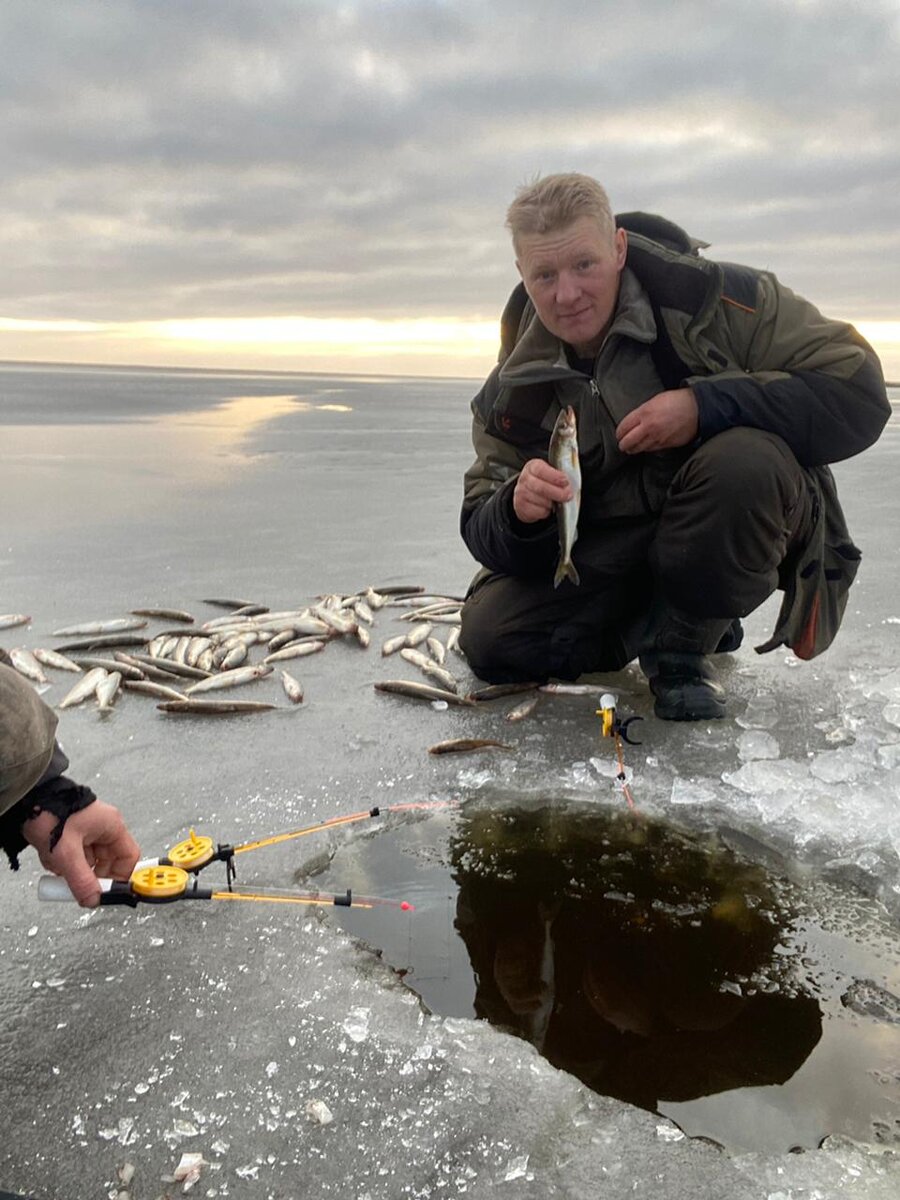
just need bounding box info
[516,216,627,357]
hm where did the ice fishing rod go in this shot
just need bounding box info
[38,799,455,909]
[597,693,641,810]
[132,799,454,884]
[37,869,411,910]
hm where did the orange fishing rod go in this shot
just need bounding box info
[143,799,456,886]
[38,800,455,909]
[38,867,413,910]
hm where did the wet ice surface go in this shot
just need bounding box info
[317,798,900,1156]
[0,364,898,1198]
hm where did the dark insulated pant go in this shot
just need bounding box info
[459,428,815,684]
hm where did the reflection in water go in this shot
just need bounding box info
[318,800,900,1152]
[450,805,821,1117]
[0,392,351,529]
[164,393,304,451]
[167,394,354,431]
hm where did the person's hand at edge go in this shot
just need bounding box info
[22,802,140,907]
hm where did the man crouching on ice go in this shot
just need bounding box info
[458,172,890,720]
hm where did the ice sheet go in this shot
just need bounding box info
[0,365,898,1198]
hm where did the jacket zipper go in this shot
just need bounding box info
[591,377,654,517]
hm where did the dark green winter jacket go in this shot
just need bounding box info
[461,216,891,658]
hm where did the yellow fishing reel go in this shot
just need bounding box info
[595,693,643,745]
[130,864,192,901]
[163,829,216,871]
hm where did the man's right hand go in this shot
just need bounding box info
[23,801,140,907]
[513,459,572,523]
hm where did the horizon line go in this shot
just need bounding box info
[0,355,897,391]
[0,355,485,385]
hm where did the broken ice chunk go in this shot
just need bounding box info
[304,1099,334,1125]
[101,1118,138,1147]
[656,1122,685,1142]
[503,1155,529,1182]
[808,748,868,783]
[737,730,780,762]
[342,1006,370,1043]
[173,1150,209,1191]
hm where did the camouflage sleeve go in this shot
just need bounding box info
[460,395,558,578]
[689,270,891,466]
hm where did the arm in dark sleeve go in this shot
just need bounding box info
[461,474,559,578]
[0,742,97,871]
[689,273,891,467]
[460,377,559,577]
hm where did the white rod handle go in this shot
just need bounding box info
[38,875,115,902]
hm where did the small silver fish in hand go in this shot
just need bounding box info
[549,405,581,587]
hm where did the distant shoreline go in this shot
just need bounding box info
[0,356,482,384]
[0,356,896,392]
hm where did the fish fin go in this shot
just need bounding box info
[553,559,581,589]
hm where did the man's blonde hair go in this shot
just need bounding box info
[506,173,616,252]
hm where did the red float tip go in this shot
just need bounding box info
[401,901,414,911]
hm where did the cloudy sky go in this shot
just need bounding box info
[1,0,898,378]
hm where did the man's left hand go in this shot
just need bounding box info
[616,388,699,454]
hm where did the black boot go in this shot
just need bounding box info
[643,651,726,720]
[639,609,731,722]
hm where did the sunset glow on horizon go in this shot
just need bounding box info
[2,314,898,381]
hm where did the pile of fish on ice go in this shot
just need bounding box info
[0,593,571,744]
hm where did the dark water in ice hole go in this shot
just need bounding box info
[309,800,900,1156]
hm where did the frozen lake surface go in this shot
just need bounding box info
[1,362,899,1198]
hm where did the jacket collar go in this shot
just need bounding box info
[498,267,657,385]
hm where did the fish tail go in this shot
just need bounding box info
[553,558,580,589]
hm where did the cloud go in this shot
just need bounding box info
[1,0,897,348]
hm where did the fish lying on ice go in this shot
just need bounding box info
[32,648,83,673]
[158,699,276,715]
[505,694,542,722]
[127,652,211,680]
[425,637,446,665]
[123,678,187,702]
[59,667,108,709]
[75,655,145,681]
[184,664,273,696]
[404,623,432,648]
[201,597,259,609]
[0,614,30,631]
[130,608,195,622]
[427,738,515,755]
[53,632,149,652]
[263,641,327,664]
[9,648,49,684]
[96,672,122,712]
[52,618,148,636]
[399,647,460,693]
[280,670,304,704]
[374,680,476,707]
